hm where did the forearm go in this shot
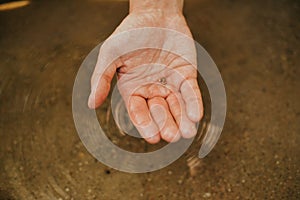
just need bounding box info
[130,0,184,14]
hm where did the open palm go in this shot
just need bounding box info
[88,12,203,143]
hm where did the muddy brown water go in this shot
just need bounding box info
[0,0,299,199]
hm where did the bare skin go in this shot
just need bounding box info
[88,0,203,144]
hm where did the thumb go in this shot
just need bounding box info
[88,43,120,109]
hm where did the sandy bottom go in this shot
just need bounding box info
[0,0,299,199]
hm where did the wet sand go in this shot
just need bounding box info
[0,0,299,199]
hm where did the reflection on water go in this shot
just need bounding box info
[0,0,30,11]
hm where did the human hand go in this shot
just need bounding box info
[88,11,203,144]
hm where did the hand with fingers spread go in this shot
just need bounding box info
[88,0,203,144]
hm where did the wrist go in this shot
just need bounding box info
[129,0,184,15]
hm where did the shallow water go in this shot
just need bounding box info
[0,0,299,199]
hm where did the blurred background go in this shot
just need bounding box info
[0,0,299,199]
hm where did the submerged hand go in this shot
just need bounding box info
[88,12,203,143]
